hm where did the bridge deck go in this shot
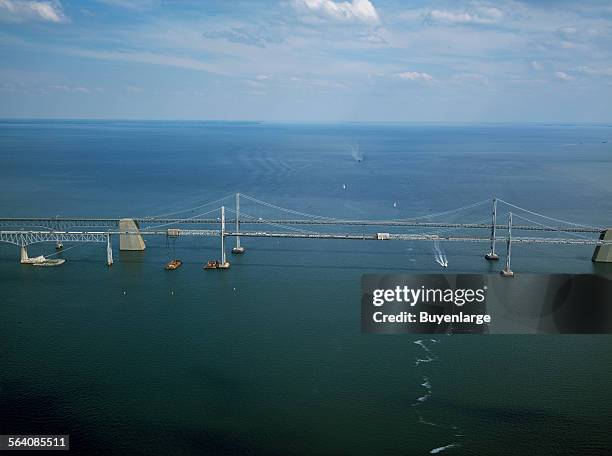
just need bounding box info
[0,218,603,233]
[0,229,610,247]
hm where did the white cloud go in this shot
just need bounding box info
[96,0,159,10]
[65,48,225,75]
[426,6,503,25]
[554,71,574,81]
[530,60,543,71]
[125,85,143,93]
[576,66,612,77]
[395,71,433,82]
[453,73,489,85]
[359,32,386,44]
[291,0,379,25]
[48,84,93,93]
[0,0,67,23]
[557,26,578,37]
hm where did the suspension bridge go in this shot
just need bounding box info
[1,193,610,276]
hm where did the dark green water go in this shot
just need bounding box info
[1,121,612,455]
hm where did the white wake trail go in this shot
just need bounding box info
[413,338,463,453]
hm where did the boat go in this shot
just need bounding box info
[231,246,245,254]
[204,260,230,269]
[164,259,182,270]
[32,258,66,267]
[22,254,66,266]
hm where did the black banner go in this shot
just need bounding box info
[361,274,612,334]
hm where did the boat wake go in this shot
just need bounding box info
[349,144,364,162]
[413,338,463,454]
[433,240,448,268]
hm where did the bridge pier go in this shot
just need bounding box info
[485,197,499,260]
[107,234,113,266]
[119,218,146,251]
[592,228,612,262]
[20,245,28,264]
[501,212,514,277]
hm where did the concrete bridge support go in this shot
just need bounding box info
[592,228,612,262]
[107,234,114,266]
[20,245,28,263]
[119,218,146,251]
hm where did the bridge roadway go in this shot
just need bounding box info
[0,229,609,247]
[0,218,603,233]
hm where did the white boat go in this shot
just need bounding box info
[22,254,65,266]
[32,258,66,267]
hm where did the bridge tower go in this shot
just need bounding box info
[220,206,229,268]
[232,192,245,254]
[485,197,499,260]
[501,212,514,277]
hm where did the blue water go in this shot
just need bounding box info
[1,120,612,455]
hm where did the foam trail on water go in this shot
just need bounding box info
[433,240,448,267]
[414,339,433,354]
[412,338,464,453]
[349,144,364,162]
[430,444,459,454]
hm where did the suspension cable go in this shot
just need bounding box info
[226,207,322,235]
[141,193,234,219]
[398,199,490,221]
[144,207,222,230]
[240,194,339,221]
[511,213,592,240]
[496,198,602,230]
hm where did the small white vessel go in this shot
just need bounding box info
[21,251,66,267]
[32,258,66,267]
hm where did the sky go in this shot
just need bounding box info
[1,0,612,121]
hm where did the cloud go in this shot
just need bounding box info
[47,84,102,93]
[0,0,67,23]
[557,26,577,37]
[554,71,574,81]
[575,66,612,77]
[96,0,159,10]
[395,71,434,82]
[453,73,489,85]
[425,6,503,25]
[203,25,283,48]
[290,0,379,25]
[287,75,347,89]
[530,60,543,71]
[359,33,386,44]
[66,48,225,75]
